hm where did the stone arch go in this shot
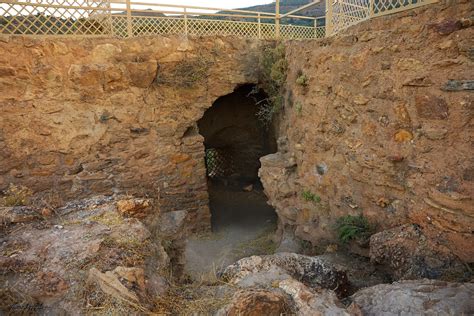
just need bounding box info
[197,84,277,231]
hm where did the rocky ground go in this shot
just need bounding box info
[0,196,171,314]
[1,194,473,315]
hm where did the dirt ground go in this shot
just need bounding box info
[184,181,278,281]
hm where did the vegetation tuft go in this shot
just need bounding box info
[25,188,65,211]
[336,214,373,244]
[302,190,321,203]
[156,55,212,88]
[295,102,303,115]
[1,184,32,207]
[255,43,288,125]
[296,73,308,87]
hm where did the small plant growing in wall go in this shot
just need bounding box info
[295,102,303,115]
[302,190,321,203]
[296,73,308,87]
[335,214,373,244]
[1,184,32,207]
[255,43,288,125]
[156,52,212,88]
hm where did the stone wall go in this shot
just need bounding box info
[0,0,472,266]
[0,35,265,231]
[259,0,473,262]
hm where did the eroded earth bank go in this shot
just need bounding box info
[1,0,473,314]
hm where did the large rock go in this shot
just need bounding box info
[414,94,449,120]
[349,279,474,316]
[369,224,467,280]
[158,210,188,238]
[0,206,41,224]
[275,229,303,253]
[279,278,349,316]
[87,267,140,303]
[91,43,122,62]
[220,253,350,297]
[125,61,157,88]
[116,198,152,218]
[217,289,290,316]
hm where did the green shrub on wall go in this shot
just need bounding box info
[296,73,308,87]
[255,43,288,125]
[295,102,303,115]
[302,190,320,203]
[336,214,373,244]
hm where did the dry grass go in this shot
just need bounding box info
[233,224,278,258]
[156,55,212,88]
[82,281,155,316]
[89,211,124,227]
[153,282,233,315]
[1,239,30,257]
[152,257,235,315]
[99,235,153,268]
[59,219,82,226]
[29,189,65,210]
[1,184,32,207]
[0,286,40,314]
[69,235,155,273]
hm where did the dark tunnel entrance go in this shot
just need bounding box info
[197,84,278,232]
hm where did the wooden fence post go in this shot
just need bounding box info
[275,0,280,39]
[257,13,261,39]
[314,19,317,38]
[369,0,375,18]
[184,7,188,36]
[325,0,333,36]
[126,0,132,37]
[106,0,114,36]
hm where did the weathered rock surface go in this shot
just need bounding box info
[370,224,468,280]
[259,0,474,266]
[275,229,303,253]
[442,79,474,91]
[218,268,474,316]
[0,206,42,224]
[0,195,169,314]
[349,279,474,316]
[0,35,266,233]
[217,289,291,316]
[220,252,350,297]
[116,198,152,218]
[87,267,141,303]
[279,278,349,316]
[158,210,189,239]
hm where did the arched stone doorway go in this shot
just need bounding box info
[197,84,277,231]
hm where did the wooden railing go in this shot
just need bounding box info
[325,0,438,35]
[0,0,325,39]
[111,1,326,39]
[0,0,439,39]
